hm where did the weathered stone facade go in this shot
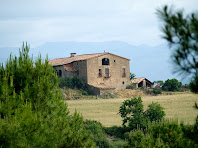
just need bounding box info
[49,52,130,95]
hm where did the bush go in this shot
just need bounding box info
[104,126,128,139]
[144,102,165,122]
[79,89,90,95]
[59,76,85,89]
[59,77,73,88]
[181,116,198,145]
[153,88,162,95]
[124,120,197,148]
[126,84,136,89]
[72,76,85,89]
[84,120,111,148]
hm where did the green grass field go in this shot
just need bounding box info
[66,93,198,127]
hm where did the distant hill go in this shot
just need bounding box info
[0,41,190,84]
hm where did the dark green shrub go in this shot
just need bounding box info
[126,84,136,89]
[181,116,198,145]
[84,120,111,148]
[79,89,90,95]
[144,102,165,122]
[125,120,197,148]
[59,76,85,89]
[104,126,128,139]
[153,88,162,95]
[162,78,182,91]
[59,77,73,88]
[124,129,156,148]
[72,76,85,89]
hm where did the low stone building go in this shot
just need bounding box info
[131,77,153,88]
[49,52,130,95]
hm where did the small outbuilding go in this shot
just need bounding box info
[131,77,153,88]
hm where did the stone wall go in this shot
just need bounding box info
[53,65,69,78]
[73,60,88,83]
[86,84,115,95]
[86,54,130,90]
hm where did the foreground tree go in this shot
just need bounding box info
[119,97,147,130]
[157,5,198,93]
[0,43,95,147]
[119,97,165,131]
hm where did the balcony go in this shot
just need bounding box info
[104,74,110,78]
[122,73,126,77]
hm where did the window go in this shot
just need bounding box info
[122,81,125,85]
[102,58,110,65]
[58,70,62,77]
[76,70,79,75]
[99,69,102,77]
[105,68,110,77]
[114,60,116,63]
[122,68,126,77]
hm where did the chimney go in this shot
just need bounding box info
[70,53,76,57]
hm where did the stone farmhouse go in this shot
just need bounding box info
[49,52,130,95]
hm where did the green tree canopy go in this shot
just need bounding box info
[162,78,182,91]
[119,97,165,131]
[144,102,165,122]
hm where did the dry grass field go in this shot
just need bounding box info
[66,93,198,127]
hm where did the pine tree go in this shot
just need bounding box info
[0,43,95,147]
[157,5,198,93]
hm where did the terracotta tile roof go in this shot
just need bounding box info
[131,77,153,84]
[48,52,130,66]
[131,77,145,84]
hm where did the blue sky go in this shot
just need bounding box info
[0,0,197,48]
